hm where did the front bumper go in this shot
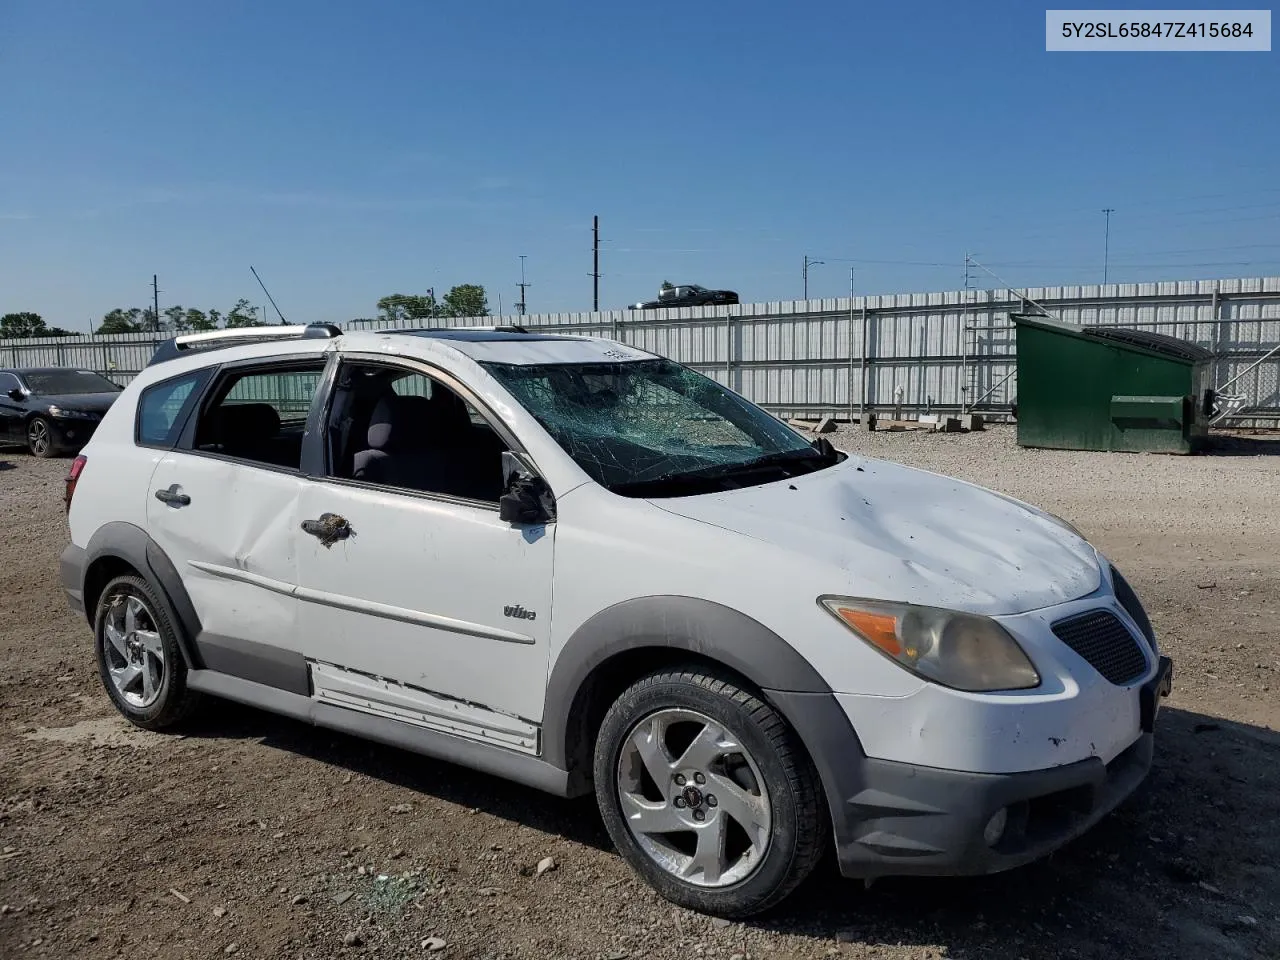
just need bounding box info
[48,418,100,452]
[770,655,1173,879]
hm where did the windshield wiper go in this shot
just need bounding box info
[614,443,840,495]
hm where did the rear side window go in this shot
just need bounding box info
[136,370,210,448]
[191,363,325,470]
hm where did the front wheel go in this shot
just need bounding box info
[593,666,827,917]
[26,416,54,457]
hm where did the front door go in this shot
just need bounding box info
[0,373,24,444]
[293,358,554,753]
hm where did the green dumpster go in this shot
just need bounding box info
[1011,313,1215,454]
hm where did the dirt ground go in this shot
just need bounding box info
[2,427,1278,960]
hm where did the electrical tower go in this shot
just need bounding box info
[517,255,530,315]
[152,274,161,331]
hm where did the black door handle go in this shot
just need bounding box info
[301,513,352,547]
[154,487,191,506]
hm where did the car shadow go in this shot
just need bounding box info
[177,702,1279,958]
[0,460,13,471]
[1207,433,1280,457]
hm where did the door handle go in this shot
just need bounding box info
[301,513,352,547]
[154,486,191,507]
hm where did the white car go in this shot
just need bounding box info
[59,323,1173,917]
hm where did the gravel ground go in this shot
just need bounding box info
[2,428,1278,960]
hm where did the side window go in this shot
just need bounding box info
[136,370,210,448]
[327,362,509,502]
[190,363,325,469]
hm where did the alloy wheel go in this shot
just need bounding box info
[27,419,50,456]
[615,708,772,888]
[102,593,166,708]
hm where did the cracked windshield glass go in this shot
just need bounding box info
[483,358,839,495]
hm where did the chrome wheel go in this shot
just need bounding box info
[102,593,166,708]
[616,708,772,888]
[27,418,50,456]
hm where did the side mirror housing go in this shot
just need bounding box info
[6,389,23,402]
[499,451,556,525]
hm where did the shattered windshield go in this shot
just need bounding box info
[482,358,840,496]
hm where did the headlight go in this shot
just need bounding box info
[46,406,97,420]
[818,597,1041,692]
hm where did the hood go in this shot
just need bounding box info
[650,456,1101,616]
[37,392,120,413]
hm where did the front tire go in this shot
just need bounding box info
[26,416,55,457]
[94,574,200,730]
[593,666,827,917]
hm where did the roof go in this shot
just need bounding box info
[353,329,656,366]
[1011,313,1213,363]
[141,323,658,370]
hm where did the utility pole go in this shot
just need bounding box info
[517,255,530,315]
[591,216,601,311]
[961,254,972,415]
[803,255,824,300]
[152,274,161,332]
[1102,208,1115,285]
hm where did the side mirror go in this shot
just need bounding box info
[7,389,23,402]
[499,451,556,525]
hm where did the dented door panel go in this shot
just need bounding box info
[293,481,554,727]
[145,454,304,665]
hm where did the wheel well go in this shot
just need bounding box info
[82,555,140,623]
[562,647,800,790]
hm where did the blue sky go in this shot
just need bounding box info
[1,1,1277,329]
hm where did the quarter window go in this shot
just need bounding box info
[136,370,210,448]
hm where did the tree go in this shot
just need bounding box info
[224,299,260,328]
[162,305,188,331]
[660,280,675,290]
[376,293,439,324]
[98,308,144,334]
[1,312,48,338]
[185,308,217,331]
[441,284,489,319]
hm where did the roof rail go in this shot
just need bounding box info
[402,324,530,334]
[148,322,342,366]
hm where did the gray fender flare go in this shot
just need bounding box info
[541,596,867,815]
[82,521,203,669]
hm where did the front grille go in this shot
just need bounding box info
[1051,611,1148,685]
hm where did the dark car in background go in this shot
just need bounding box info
[632,284,740,310]
[0,367,123,457]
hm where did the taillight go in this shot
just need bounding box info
[65,455,87,513]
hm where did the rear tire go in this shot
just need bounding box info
[26,416,55,458]
[94,574,201,730]
[593,666,827,918]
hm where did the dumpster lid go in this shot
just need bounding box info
[1011,313,1213,363]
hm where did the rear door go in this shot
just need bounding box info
[145,355,329,694]
[292,355,555,750]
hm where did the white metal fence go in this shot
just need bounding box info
[6,275,1279,425]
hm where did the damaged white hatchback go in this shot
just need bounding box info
[60,323,1173,917]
